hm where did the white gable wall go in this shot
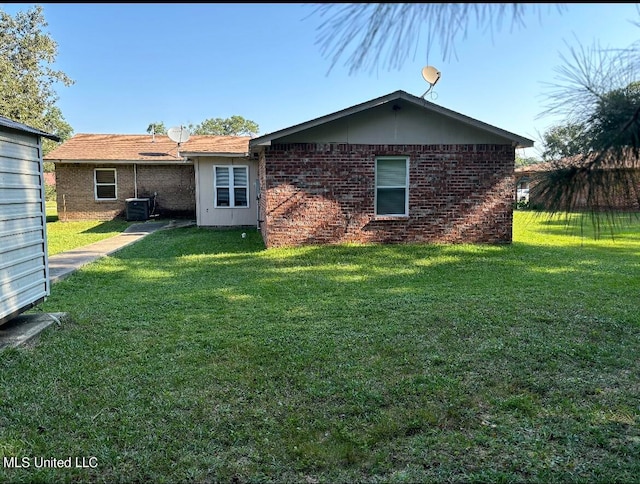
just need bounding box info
[0,128,49,325]
[274,100,513,145]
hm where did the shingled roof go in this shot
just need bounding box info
[515,151,640,175]
[44,133,251,163]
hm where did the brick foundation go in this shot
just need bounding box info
[259,143,515,247]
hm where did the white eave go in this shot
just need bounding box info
[249,90,535,150]
[178,151,250,158]
[48,158,192,165]
[0,115,61,141]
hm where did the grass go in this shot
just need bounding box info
[1,211,639,483]
[45,201,132,256]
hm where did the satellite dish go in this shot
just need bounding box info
[421,65,441,86]
[167,126,190,144]
[420,66,441,99]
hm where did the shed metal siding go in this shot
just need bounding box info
[0,128,49,324]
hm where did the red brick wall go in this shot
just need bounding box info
[260,143,515,247]
[55,163,195,221]
[257,150,269,242]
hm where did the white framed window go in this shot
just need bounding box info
[375,157,409,216]
[214,165,249,208]
[94,168,117,200]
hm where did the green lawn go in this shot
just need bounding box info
[1,212,639,483]
[45,201,132,256]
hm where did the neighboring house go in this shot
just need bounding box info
[43,172,56,187]
[515,156,640,210]
[0,116,59,325]
[45,89,535,246]
[45,134,250,221]
[249,90,533,247]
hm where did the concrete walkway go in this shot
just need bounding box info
[0,219,195,350]
[48,219,194,283]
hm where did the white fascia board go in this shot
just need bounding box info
[178,152,249,158]
[49,159,191,165]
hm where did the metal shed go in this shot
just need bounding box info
[0,116,60,325]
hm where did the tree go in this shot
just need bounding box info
[541,122,590,161]
[515,153,542,168]
[188,115,259,136]
[146,122,167,135]
[533,38,640,227]
[0,5,74,155]
[312,4,566,74]
[587,81,640,152]
[149,116,259,137]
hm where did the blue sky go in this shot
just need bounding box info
[2,3,639,158]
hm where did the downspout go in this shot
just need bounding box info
[256,178,260,230]
[134,164,138,199]
[193,158,200,226]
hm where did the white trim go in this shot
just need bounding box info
[375,156,409,217]
[37,135,50,298]
[48,159,191,165]
[194,159,201,226]
[213,165,250,209]
[94,168,117,201]
[179,151,249,158]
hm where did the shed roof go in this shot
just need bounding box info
[250,90,535,149]
[0,116,61,141]
[45,133,251,163]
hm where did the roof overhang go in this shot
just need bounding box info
[178,151,250,158]
[48,159,191,165]
[249,90,535,150]
[0,116,61,141]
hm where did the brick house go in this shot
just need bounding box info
[515,156,640,211]
[249,90,533,247]
[45,90,534,246]
[45,134,250,221]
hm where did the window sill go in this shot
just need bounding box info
[373,215,410,221]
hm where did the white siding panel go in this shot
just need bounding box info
[0,228,45,252]
[0,139,40,162]
[0,171,41,187]
[0,258,46,288]
[0,216,43,238]
[0,202,42,222]
[196,158,258,227]
[0,126,49,324]
[0,156,41,175]
[0,187,42,202]
[0,244,45,271]
[0,130,40,148]
[0,279,47,318]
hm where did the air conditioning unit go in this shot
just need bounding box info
[125,198,150,221]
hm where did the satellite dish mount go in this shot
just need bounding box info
[420,66,441,99]
[167,125,191,146]
[167,126,191,160]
